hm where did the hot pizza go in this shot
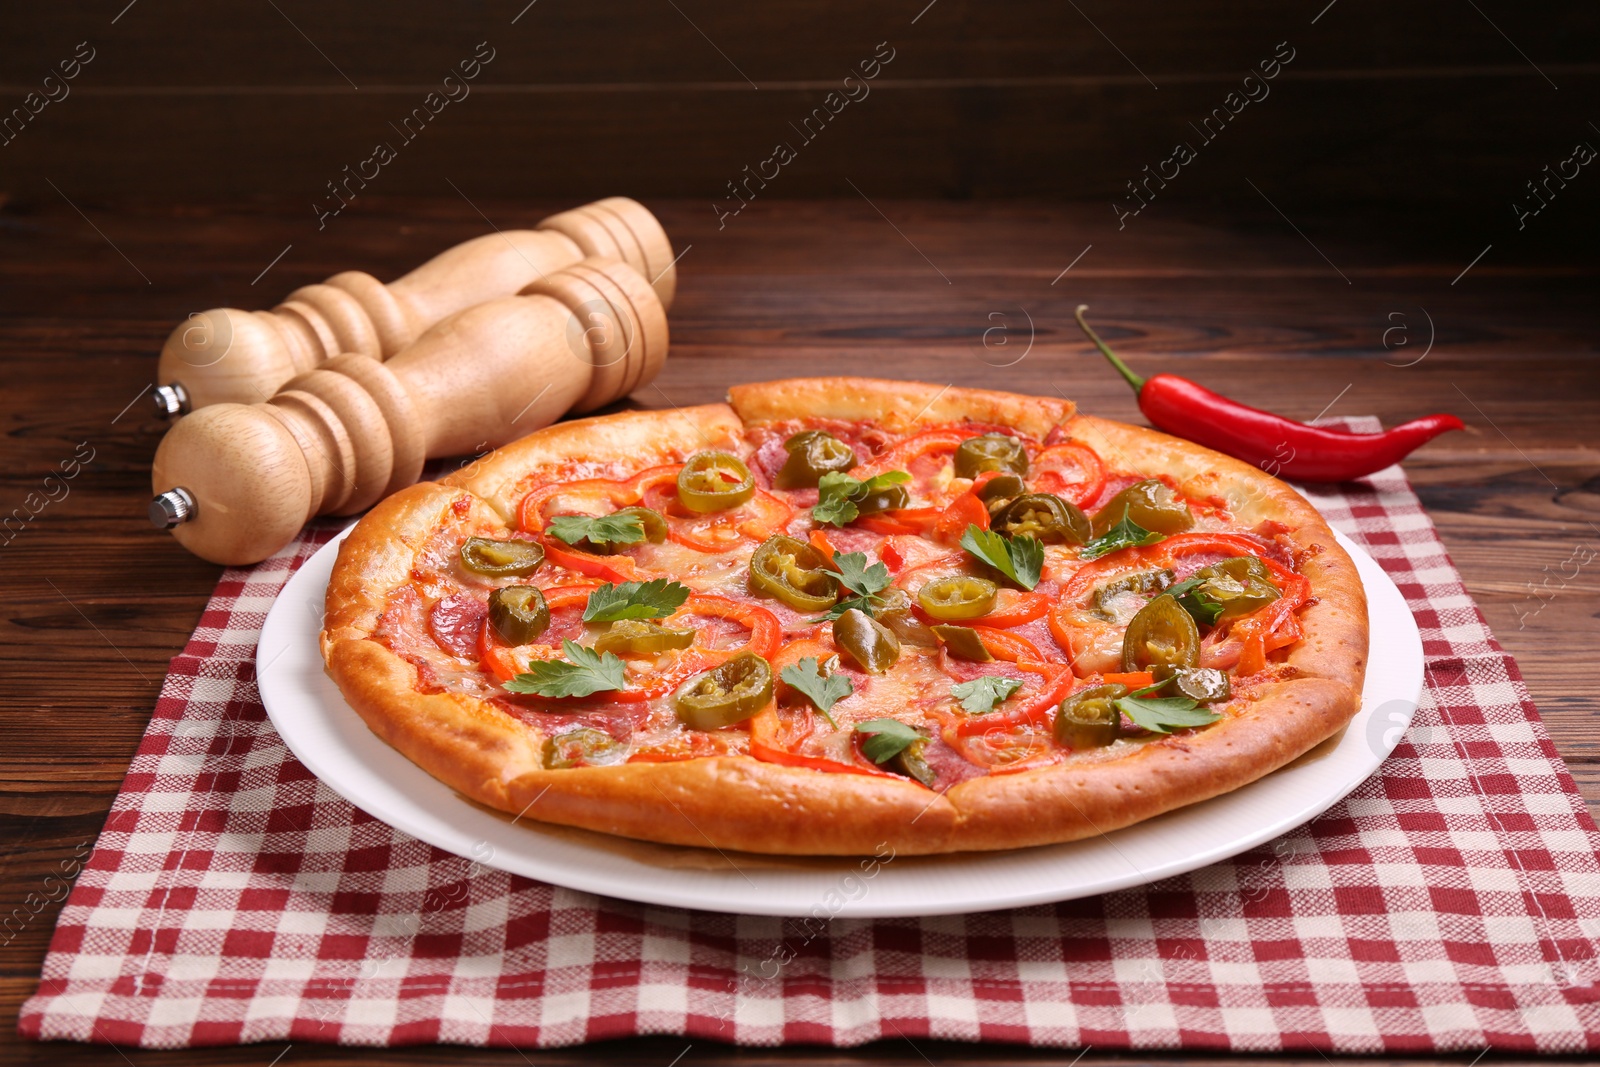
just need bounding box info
[319,378,1368,855]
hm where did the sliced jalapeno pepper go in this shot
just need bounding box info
[833,607,901,673]
[677,451,756,513]
[674,652,774,730]
[775,430,858,489]
[877,588,939,647]
[975,472,1025,513]
[954,433,1029,478]
[855,481,911,516]
[461,536,545,577]
[1152,664,1231,703]
[593,618,696,655]
[748,535,840,611]
[1091,567,1176,618]
[929,624,993,662]
[888,742,936,788]
[1090,479,1194,537]
[543,727,627,769]
[917,576,998,621]
[1054,684,1126,749]
[1182,557,1281,621]
[487,585,550,645]
[993,492,1091,545]
[1121,593,1201,671]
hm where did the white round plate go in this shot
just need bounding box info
[259,527,1420,918]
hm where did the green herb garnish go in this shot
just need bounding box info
[779,656,853,727]
[1079,507,1166,561]
[855,717,925,764]
[1164,576,1226,627]
[959,524,1044,590]
[812,470,912,527]
[546,512,647,549]
[504,639,628,698]
[1113,678,1222,734]
[950,675,1024,715]
[581,579,691,623]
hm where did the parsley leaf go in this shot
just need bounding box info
[1079,507,1166,561]
[1165,576,1226,626]
[833,551,891,599]
[804,551,894,623]
[581,579,691,623]
[779,656,853,727]
[546,512,646,549]
[959,524,1044,590]
[855,717,925,764]
[1113,679,1222,734]
[504,639,628,698]
[812,470,912,527]
[950,675,1024,715]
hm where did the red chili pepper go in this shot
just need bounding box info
[1075,306,1463,482]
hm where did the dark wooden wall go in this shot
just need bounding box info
[2,2,1596,233]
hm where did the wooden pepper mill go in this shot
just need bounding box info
[152,197,676,416]
[149,257,667,565]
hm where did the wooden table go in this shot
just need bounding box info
[2,197,1595,1066]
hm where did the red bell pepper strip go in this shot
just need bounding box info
[541,539,639,583]
[1076,306,1463,482]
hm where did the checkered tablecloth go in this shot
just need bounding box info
[21,426,1600,1052]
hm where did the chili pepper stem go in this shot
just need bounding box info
[1075,305,1146,392]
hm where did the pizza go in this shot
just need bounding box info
[320,378,1368,856]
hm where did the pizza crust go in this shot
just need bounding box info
[728,377,1073,441]
[443,402,744,522]
[322,380,1368,855]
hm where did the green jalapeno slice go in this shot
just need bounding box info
[1054,684,1126,749]
[1091,568,1176,618]
[975,472,1026,513]
[876,588,939,647]
[1182,557,1281,621]
[888,742,936,788]
[833,607,901,673]
[487,585,551,645]
[1089,479,1195,537]
[1121,593,1201,671]
[674,652,774,730]
[954,433,1029,479]
[749,535,840,611]
[1152,664,1231,703]
[917,575,998,621]
[461,536,545,577]
[929,624,993,662]
[775,430,858,489]
[677,451,756,513]
[993,492,1091,545]
[543,727,627,769]
[593,618,696,655]
[855,482,911,516]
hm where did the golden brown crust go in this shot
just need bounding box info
[728,377,1073,440]
[443,402,744,522]
[323,380,1369,855]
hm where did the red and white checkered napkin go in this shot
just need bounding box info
[21,425,1600,1053]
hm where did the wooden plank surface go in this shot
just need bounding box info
[0,196,1595,1065]
[1,0,1596,222]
